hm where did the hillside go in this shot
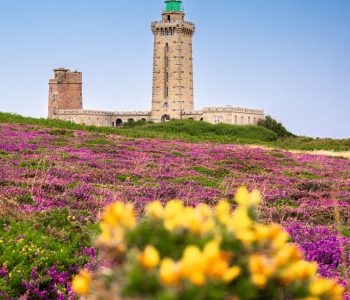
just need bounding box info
[0,120,349,298]
[1,112,349,151]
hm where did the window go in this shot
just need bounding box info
[234,115,238,124]
[165,87,169,98]
[163,102,169,109]
[165,43,169,52]
[248,117,251,124]
[241,116,244,124]
[165,72,169,82]
[165,57,169,67]
[215,116,220,124]
[253,117,256,124]
[53,107,57,115]
[168,15,171,22]
[52,94,57,101]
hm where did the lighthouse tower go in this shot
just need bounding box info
[151,0,195,122]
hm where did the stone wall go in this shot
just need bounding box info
[56,109,151,127]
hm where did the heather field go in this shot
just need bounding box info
[0,122,349,299]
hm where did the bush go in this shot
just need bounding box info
[258,116,295,138]
[0,209,98,298]
[72,188,344,299]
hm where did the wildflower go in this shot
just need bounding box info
[160,258,180,285]
[215,200,231,224]
[72,270,91,296]
[279,261,317,284]
[139,245,160,269]
[230,206,252,231]
[235,187,261,207]
[222,266,241,283]
[309,278,344,299]
[249,254,276,288]
[163,200,184,231]
[146,201,164,219]
[180,246,206,285]
[102,202,136,229]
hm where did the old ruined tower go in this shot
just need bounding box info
[48,0,264,126]
[151,0,195,122]
[48,68,83,119]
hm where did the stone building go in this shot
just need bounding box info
[48,0,264,127]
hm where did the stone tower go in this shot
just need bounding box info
[48,68,83,118]
[151,0,195,122]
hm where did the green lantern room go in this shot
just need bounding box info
[165,0,184,12]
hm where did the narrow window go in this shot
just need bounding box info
[241,116,244,124]
[235,116,238,124]
[165,43,169,52]
[168,15,171,22]
[165,87,169,98]
[52,94,57,101]
[253,117,256,124]
[248,117,251,124]
[165,72,169,82]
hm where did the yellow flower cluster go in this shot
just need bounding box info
[146,200,215,233]
[72,270,91,296]
[139,240,241,286]
[73,187,345,299]
[142,187,344,299]
[98,202,136,252]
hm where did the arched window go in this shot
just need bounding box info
[248,117,251,124]
[253,117,256,124]
[116,119,123,127]
[161,115,171,122]
[241,116,244,124]
[234,116,238,124]
[163,102,169,109]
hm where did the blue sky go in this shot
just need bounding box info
[0,0,349,138]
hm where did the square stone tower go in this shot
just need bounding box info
[48,68,83,118]
[151,0,195,122]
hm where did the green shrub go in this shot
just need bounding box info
[0,208,98,297]
[257,115,295,138]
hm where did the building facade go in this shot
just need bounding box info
[48,0,264,127]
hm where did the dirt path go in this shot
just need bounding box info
[248,145,350,159]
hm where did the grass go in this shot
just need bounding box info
[0,208,98,297]
[1,111,349,151]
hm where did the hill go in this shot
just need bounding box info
[0,121,349,298]
[1,112,349,151]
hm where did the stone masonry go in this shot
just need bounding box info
[48,0,264,127]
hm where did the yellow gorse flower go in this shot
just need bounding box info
[102,202,136,229]
[79,187,345,299]
[160,258,181,285]
[146,200,164,219]
[139,245,160,269]
[72,270,91,296]
[309,278,344,299]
